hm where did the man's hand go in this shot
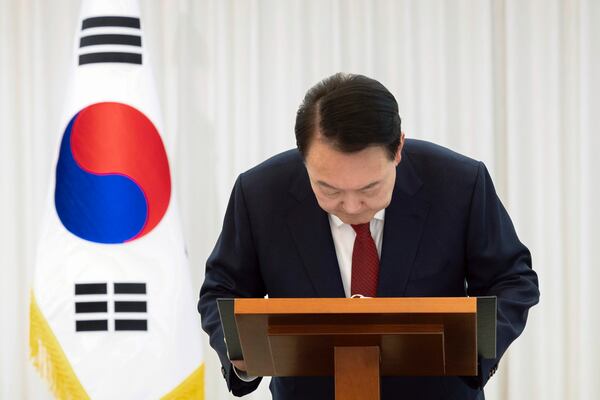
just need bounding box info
[232,359,247,371]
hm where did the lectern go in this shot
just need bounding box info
[218,297,496,400]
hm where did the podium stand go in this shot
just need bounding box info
[218,297,496,400]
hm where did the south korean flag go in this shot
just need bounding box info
[29,1,204,399]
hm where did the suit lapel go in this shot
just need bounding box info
[378,152,430,297]
[286,169,345,298]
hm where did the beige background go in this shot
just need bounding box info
[1,0,599,399]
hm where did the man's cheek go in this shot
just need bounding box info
[316,197,334,213]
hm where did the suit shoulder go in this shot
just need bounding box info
[404,139,480,175]
[402,139,487,201]
[239,149,304,193]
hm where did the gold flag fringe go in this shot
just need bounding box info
[161,364,204,400]
[29,291,90,400]
[31,291,204,399]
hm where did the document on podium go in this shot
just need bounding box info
[217,298,244,361]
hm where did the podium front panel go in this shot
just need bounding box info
[233,298,478,377]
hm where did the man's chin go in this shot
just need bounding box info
[337,214,372,225]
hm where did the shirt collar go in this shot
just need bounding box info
[329,209,386,228]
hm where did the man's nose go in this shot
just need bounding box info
[341,196,363,214]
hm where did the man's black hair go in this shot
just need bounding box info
[295,72,401,160]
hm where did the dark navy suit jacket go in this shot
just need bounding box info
[199,139,540,400]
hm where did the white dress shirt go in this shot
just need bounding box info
[328,209,385,297]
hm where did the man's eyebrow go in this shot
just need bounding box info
[316,180,380,191]
[316,181,340,191]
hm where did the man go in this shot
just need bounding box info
[199,73,540,399]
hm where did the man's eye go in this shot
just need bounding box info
[325,190,340,197]
[361,186,377,194]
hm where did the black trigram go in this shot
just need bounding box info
[74,282,148,332]
[114,282,148,331]
[78,16,142,66]
[74,282,108,332]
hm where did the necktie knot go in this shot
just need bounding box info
[351,223,371,236]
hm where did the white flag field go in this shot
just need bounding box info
[29,1,204,399]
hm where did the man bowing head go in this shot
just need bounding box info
[199,73,539,400]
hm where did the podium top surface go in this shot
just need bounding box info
[234,297,477,315]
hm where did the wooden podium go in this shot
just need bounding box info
[218,297,496,400]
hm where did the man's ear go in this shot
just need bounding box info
[395,132,405,165]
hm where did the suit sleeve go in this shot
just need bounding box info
[464,162,540,388]
[198,174,266,397]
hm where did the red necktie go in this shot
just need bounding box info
[350,223,380,297]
